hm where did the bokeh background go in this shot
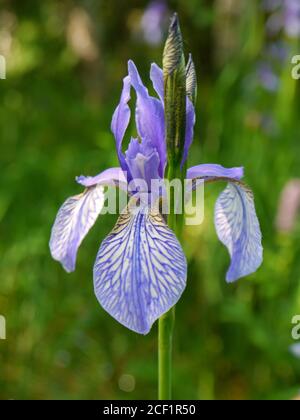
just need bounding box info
[1,0,300,400]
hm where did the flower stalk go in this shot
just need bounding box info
[158,13,187,400]
[158,306,175,400]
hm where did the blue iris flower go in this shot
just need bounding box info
[50,60,263,334]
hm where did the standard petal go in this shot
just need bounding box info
[150,62,164,103]
[128,60,166,177]
[76,167,127,191]
[125,138,160,191]
[181,98,196,167]
[50,184,105,272]
[111,75,131,172]
[93,203,187,334]
[214,181,263,282]
[187,163,244,182]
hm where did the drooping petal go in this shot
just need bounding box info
[187,164,244,182]
[93,202,187,334]
[128,60,166,177]
[76,167,127,191]
[150,62,164,102]
[111,75,131,172]
[50,184,105,272]
[214,181,263,282]
[187,163,262,281]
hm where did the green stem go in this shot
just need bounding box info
[158,164,183,400]
[158,306,175,399]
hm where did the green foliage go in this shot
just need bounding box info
[0,0,300,400]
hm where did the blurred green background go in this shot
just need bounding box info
[1,0,300,400]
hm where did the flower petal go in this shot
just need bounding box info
[111,75,131,172]
[150,62,164,103]
[128,60,166,177]
[50,184,105,272]
[76,167,127,191]
[181,98,196,167]
[214,181,263,282]
[93,201,187,334]
[125,138,161,191]
[187,164,244,181]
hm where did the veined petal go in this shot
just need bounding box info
[214,181,263,282]
[187,164,244,182]
[76,167,127,191]
[187,164,262,281]
[128,60,166,177]
[111,75,131,172]
[94,201,187,334]
[50,184,105,272]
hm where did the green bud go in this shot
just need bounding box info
[163,13,186,169]
[186,54,197,106]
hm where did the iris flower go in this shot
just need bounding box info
[49,60,263,334]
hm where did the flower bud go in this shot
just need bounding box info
[186,54,197,106]
[163,13,186,170]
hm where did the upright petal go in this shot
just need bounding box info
[128,60,166,177]
[76,167,127,191]
[94,201,187,334]
[125,138,161,191]
[50,184,105,272]
[215,181,263,282]
[111,75,131,172]
[150,63,164,103]
[181,98,196,167]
